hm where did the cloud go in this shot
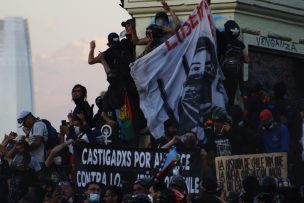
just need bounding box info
[32,37,109,129]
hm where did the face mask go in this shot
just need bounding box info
[74,126,80,135]
[73,97,84,105]
[53,156,62,165]
[88,194,100,202]
[186,139,196,146]
[263,121,274,130]
[155,18,168,27]
[185,139,196,147]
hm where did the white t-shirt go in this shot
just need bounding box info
[29,120,48,163]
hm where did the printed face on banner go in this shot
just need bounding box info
[179,37,219,135]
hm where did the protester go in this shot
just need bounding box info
[158,188,182,203]
[259,109,290,153]
[193,177,226,203]
[228,105,256,154]
[103,186,123,203]
[149,181,167,201]
[71,84,94,127]
[8,151,38,203]
[17,111,50,163]
[239,175,260,203]
[255,176,280,203]
[82,181,102,203]
[133,179,149,195]
[151,118,179,148]
[169,175,188,200]
[89,30,147,146]
[131,0,180,55]
[1,1,304,203]
[270,82,303,161]
[205,107,233,157]
[93,95,105,129]
[217,20,249,108]
[44,140,73,184]
[244,82,267,129]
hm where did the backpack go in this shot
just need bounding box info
[220,42,243,79]
[32,119,59,150]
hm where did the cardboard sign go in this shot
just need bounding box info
[215,152,288,194]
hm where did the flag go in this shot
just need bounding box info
[155,147,179,181]
[130,0,227,140]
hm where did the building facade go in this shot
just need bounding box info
[122,0,304,101]
[0,17,34,136]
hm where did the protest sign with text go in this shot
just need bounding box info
[74,144,202,194]
[215,152,288,194]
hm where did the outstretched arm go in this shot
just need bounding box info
[88,40,101,65]
[160,136,179,149]
[88,40,111,74]
[161,0,181,32]
[130,24,150,46]
[45,140,73,168]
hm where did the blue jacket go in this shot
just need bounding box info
[261,123,290,153]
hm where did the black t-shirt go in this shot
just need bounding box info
[205,130,233,157]
[73,100,93,126]
[103,39,135,81]
[216,30,245,61]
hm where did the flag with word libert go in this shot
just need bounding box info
[130,0,227,140]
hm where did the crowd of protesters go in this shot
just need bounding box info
[1,0,304,202]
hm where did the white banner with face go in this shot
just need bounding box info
[130,0,227,140]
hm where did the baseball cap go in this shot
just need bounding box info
[107,32,120,46]
[259,109,273,122]
[17,110,31,125]
[121,19,134,27]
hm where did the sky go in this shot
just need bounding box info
[0,0,131,132]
